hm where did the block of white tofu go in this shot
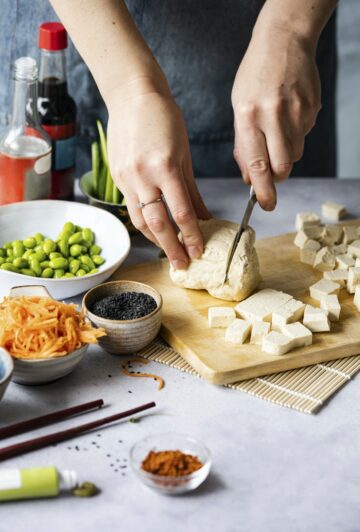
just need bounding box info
[300,247,316,266]
[303,305,330,332]
[208,306,236,328]
[336,254,355,270]
[356,258,360,267]
[309,278,340,301]
[313,247,336,272]
[320,294,341,321]
[294,230,309,248]
[354,286,360,312]
[272,299,305,331]
[330,243,347,256]
[321,201,347,222]
[348,240,360,259]
[347,267,360,294]
[320,225,343,246]
[235,289,293,323]
[342,225,359,245]
[250,321,270,344]
[304,239,321,252]
[295,212,320,231]
[304,225,324,240]
[280,322,313,348]
[323,269,348,287]
[262,331,294,356]
[225,319,251,344]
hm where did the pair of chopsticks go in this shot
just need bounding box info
[0,399,156,462]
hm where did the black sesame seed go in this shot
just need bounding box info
[91,292,157,320]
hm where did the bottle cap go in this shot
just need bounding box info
[14,57,38,81]
[39,22,67,51]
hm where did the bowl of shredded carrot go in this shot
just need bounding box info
[0,286,106,385]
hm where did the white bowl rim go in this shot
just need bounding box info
[0,199,131,282]
[0,347,14,384]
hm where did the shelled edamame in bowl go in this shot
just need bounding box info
[0,200,131,299]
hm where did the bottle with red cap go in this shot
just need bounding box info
[38,22,77,199]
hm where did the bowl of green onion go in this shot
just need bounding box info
[80,121,137,236]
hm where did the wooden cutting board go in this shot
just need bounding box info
[114,229,360,385]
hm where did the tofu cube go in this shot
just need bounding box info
[300,247,316,266]
[294,230,309,248]
[250,321,270,344]
[295,212,320,231]
[262,331,294,356]
[309,278,340,301]
[313,247,336,272]
[342,225,359,245]
[320,225,343,246]
[235,289,293,323]
[356,258,360,267]
[330,243,347,256]
[348,240,360,259]
[225,319,251,344]
[321,201,347,222]
[320,294,341,321]
[208,307,236,328]
[347,267,360,294]
[354,286,360,312]
[280,322,313,348]
[303,305,330,332]
[336,254,355,270]
[304,225,324,240]
[323,269,348,287]
[272,299,305,331]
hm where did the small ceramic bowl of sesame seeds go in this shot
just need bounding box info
[83,280,162,355]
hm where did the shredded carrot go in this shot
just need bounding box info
[0,296,106,360]
[121,358,165,390]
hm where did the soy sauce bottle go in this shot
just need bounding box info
[38,22,76,199]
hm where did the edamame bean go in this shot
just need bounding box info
[0,248,5,258]
[76,269,86,277]
[63,222,75,234]
[63,272,75,278]
[1,263,20,273]
[54,269,65,279]
[58,230,72,243]
[49,252,62,260]
[29,258,42,277]
[13,258,28,269]
[89,268,99,275]
[22,250,33,260]
[21,268,37,277]
[80,255,95,270]
[92,255,105,266]
[31,250,46,262]
[70,244,82,257]
[49,257,68,270]
[23,237,36,249]
[80,245,88,254]
[41,268,54,278]
[89,245,101,256]
[3,242,12,250]
[58,240,69,257]
[82,228,94,244]
[34,232,44,244]
[75,225,83,233]
[6,248,14,258]
[40,260,50,268]
[43,239,57,254]
[13,241,25,258]
[80,263,90,273]
[0,257,6,265]
[69,259,80,274]
[68,232,83,245]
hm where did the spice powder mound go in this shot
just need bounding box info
[141,450,203,477]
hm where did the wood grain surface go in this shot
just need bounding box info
[114,229,360,384]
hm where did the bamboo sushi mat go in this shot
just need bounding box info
[136,338,360,414]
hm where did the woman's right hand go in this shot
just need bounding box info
[107,87,210,270]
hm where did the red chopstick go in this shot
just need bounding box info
[0,399,104,440]
[0,401,156,462]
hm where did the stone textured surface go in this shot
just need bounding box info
[1,179,360,532]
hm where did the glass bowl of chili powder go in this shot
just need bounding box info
[130,432,211,495]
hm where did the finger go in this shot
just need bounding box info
[182,157,211,220]
[162,171,204,259]
[234,125,276,211]
[125,192,160,247]
[140,189,189,269]
[263,111,294,181]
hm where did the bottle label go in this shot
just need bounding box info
[0,470,21,490]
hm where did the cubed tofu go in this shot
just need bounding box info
[313,247,336,272]
[320,225,343,246]
[294,230,309,248]
[303,305,331,332]
[280,321,313,348]
[304,225,324,240]
[262,331,294,356]
[336,254,355,270]
[235,289,293,323]
[322,201,347,222]
[330,243,347,256]
[356,258,360,267]
[323,269,348,287]
[347,267,360,294]
[303,239,321,252]
[208,307,236,328]
[300,247,317,266]
[309,278,340,301]
[250,321,271,344]
[272,299,305,331]
[295,212,320,231]
[354,286,360,312]
[225,319,251,344]
[348,240,360,259]
[320,294,341,321]
[342,225,359,245]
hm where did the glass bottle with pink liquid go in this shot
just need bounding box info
[0,57,52,205]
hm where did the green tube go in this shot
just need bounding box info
[91,141,100,196]
[0,466,77,501]
[104,168,113,203]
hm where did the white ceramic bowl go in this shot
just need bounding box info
[0,200,131,299]
[0,348,14,400]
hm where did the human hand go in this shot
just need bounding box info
[231,27,321,210]
[107,88,210,269]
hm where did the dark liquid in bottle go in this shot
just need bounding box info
[38,77,77,200]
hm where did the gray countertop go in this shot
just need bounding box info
[1,179,360,532]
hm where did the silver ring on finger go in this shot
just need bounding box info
[136,195,164,209]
